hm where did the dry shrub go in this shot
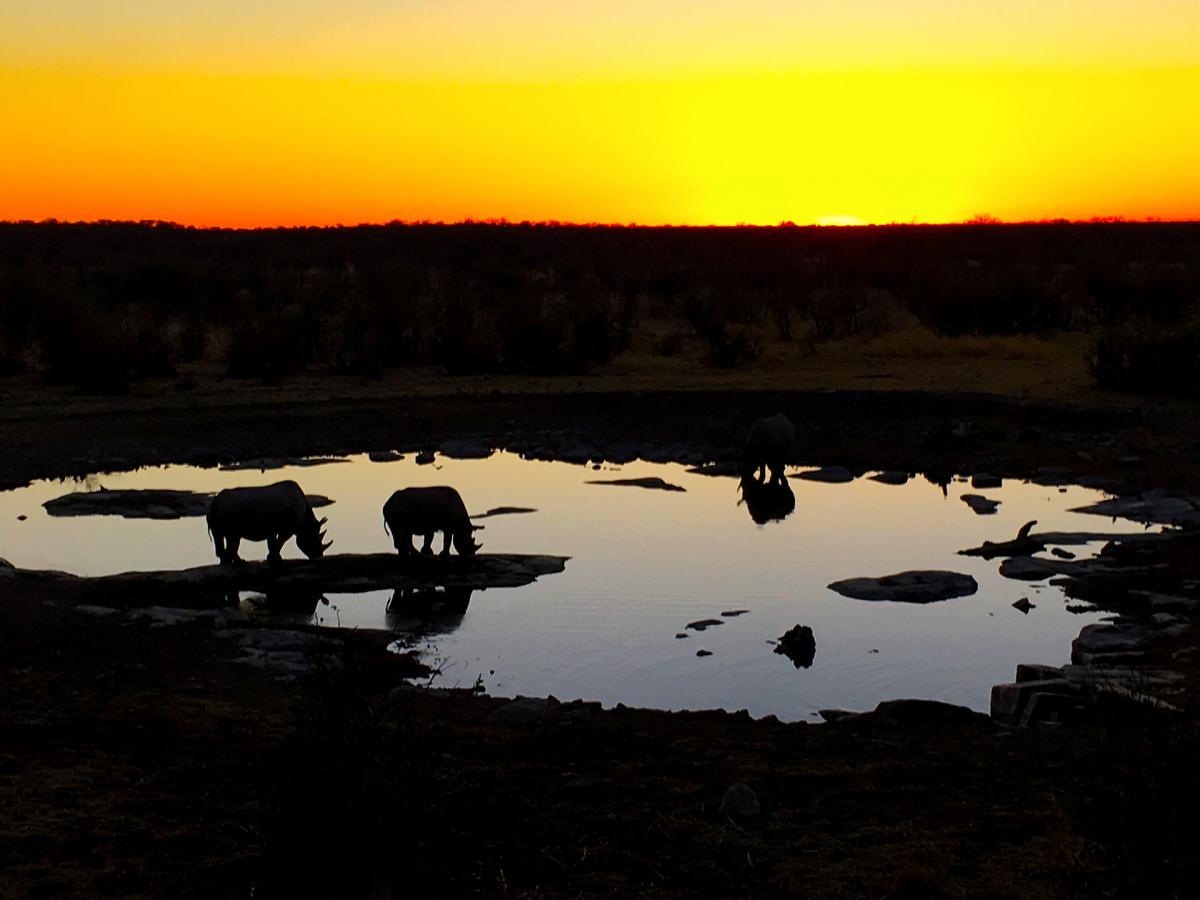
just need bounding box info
[1088,321,1200,394]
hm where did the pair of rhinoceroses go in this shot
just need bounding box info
[207,414,793,565]
[206,483,481,565]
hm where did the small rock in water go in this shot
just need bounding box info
[675,632,689,639]
[793,466,855,483]
[774,624,816,669]
[17,514,27,521]
[415,450,436,465]
[686,618,725,631]
[1013,597,1036,614]
[719,783,760,818]
[721,609,749,618]
[869,648,880,654]
[1051,547,1076,560]
[368,450,405,463]
[696,649,713,657]
[961,493,1001,515]
[439,439,494,460]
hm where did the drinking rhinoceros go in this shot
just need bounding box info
[206,480,331,564]
[383,486,481,557]
[741,413,795,484]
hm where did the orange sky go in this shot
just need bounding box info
[2,1,1198,226]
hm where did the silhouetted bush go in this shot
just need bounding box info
[909,264,1078,336]
[705,322,762,368]
[1088,321,1200,394]
[1,220,1198,383]
[809,287,894,339]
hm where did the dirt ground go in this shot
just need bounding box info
[4,350,1200,898]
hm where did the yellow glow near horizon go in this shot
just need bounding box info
[2,1,1199,225]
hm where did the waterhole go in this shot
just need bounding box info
[1,451,1154,721]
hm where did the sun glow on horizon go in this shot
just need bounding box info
[2,1,1199,226]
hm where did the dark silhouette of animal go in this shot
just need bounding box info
[383,486,481,557]
[741,413,795,483]
[739,476,796,524]
[206,480,331,564]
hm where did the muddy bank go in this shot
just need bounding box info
[4,576,1200,900]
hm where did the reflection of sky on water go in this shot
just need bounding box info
[0,453,1156,720]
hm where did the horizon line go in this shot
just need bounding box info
[3,215,1199,232]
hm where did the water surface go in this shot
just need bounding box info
[1,452,1151,720]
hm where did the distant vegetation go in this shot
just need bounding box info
[0,220,1197,391]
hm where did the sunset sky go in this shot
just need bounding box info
[2,1,1198,226]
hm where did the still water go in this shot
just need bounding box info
[0,452,1152,721]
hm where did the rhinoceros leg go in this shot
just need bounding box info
[420,533,435,555]
[439,530,453,556]
[213,532,228,564]
[267,534,284,565]
[226,535,243,564]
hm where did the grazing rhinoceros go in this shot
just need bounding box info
[383,486,481,557]
[741,413,795,484]
[206,480,331,565]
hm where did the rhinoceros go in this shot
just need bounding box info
[741,413,795,484]
[206,480,331,564]
[383,486,481,557]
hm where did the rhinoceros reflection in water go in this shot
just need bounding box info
[234,586,330,620]
[385,586,474,638]
[738,476,796,524]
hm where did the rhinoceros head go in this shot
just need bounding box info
[456,525,482,557]
[297,516,333,559]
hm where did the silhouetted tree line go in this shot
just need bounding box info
[0,220,1197,390]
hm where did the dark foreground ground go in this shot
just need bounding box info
[4,379,1200,898]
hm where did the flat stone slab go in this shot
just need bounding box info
[469,506,538,519]
[8,553,569,601]
[686,461,742,478]
[219,456,350,471]
[43,489,333,520]
[1071,494,1200,527]
[828,570,978,604]
[587,477,686,492]
[792,466,855,483]
[869,471,909,485]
